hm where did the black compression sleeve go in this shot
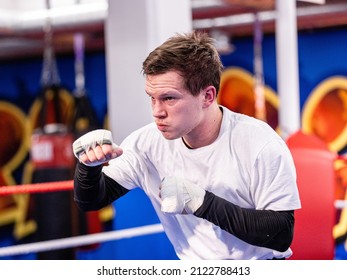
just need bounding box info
[74,162,129,211]
[194,191,294,252]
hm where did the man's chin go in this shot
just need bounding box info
[160,131,178,140]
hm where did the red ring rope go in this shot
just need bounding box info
[0,180,73,196]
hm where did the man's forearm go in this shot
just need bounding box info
[194,191,295,252]
[73,162,129,211]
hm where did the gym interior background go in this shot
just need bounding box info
[0,0,347,260]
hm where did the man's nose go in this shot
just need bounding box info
[152,102,166,118]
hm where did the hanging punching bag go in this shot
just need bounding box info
[29,0,76,260]
[70,33,103,251]
[30,87,75,260]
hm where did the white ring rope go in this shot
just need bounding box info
[335,199,347,209]
[0,223,164,257]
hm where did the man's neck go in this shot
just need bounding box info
[182,105,223,149]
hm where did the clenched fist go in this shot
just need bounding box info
[72,129,123,166]
[160,176,205,214]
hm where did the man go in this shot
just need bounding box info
[73,31,301,259]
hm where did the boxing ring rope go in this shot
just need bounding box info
[0,223,164,257]
[0,181,164,257]
[335,200,347,209]
[0,180,74,195]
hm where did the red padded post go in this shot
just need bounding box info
[286,131,336,260]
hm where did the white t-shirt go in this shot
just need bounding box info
[103,106,301,259]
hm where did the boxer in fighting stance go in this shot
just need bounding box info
[73,31,301,260]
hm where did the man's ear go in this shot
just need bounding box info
[202,86,217,107]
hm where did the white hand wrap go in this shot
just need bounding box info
[160,177,206,214]
[72,129,116,167]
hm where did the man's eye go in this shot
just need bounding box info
[165,96,174,101]
[148,96,155,105]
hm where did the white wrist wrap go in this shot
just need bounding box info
[160,177,205,214]
[72,129,115,166]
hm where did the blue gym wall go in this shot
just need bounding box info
[1,26,347,260]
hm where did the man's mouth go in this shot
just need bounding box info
[156,123,168,131]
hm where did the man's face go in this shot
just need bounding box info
[145,71,204,140]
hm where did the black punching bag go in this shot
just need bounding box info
[29,0,76,259]
[30,86,75,260]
